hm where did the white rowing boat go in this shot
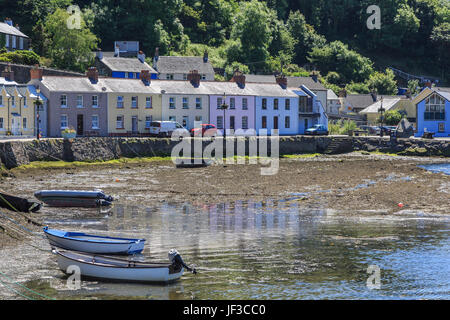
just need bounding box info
[52,249,196,283]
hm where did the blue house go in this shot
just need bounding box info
[293,85,328,134]
[94,54,158,80]
[414,88,450,137]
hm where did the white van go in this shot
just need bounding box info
[149,121,189,137]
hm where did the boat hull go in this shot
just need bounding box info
[44,228,145,254]
[54,250,184,283]
[0,191,41,213]
[34,190,113,208]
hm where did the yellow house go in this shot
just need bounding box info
[105,78,162,136]
[0,82,42,136]
[360,97,416,125]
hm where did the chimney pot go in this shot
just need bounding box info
[1,64,14,81]
[203,50,208,63]
[231,69,245,88]
[137,50,146,63]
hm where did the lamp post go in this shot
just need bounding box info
[219,92,228,138]
[35,87,41,140]
[378,97,385,137]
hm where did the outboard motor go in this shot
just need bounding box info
[168,249,197,274]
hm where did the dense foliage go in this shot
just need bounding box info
[0,0,448,84]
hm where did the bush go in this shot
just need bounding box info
[0,50,40,65]
[328,119,358,135]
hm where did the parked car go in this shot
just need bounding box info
[379,126,397,136]
[305,124,328,135]
[149,121,189,137]
[190,124,218,137]
[359,125,380,135]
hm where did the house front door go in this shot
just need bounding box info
[230,116,235,130]
[132,116,138,133]
[11,117,20,135]
[77,114,84,136]
[273,116,279,130]
[304,119,308,133]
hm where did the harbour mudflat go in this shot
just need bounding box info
[0,152,448,299]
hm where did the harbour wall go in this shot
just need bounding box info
[0,136,448,169]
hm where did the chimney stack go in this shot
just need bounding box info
[338,89,347,98]
[138,50,146,63]
[87,67,99,83]
[424,81,432,89]
[370,91,377,102]
[231,69,245,88]
[140,69,151,86]
[154,47,159,61]
[1,64,14,81]
[310,72,318,83]
[96,48,103,60]
[187,70,201,87]
[4,18,13,26]
[114,44,120,57]
[203,50,208,63]
[30,64,43,81]
[276,74,287,89]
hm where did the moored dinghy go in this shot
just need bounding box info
[43,227,145,254]
[52,249,197,283]
[0,190,42,213]
[34,190,114,207]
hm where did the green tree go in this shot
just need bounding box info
[365,69,398,95]
[43,8,98,72]
[380,110,403,126]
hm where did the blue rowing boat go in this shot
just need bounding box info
[43,227,146,255]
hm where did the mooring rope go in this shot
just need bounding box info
[0,193,19,212]
[0,271,56,300]
[0,277,35,300]
[0,211,44,238]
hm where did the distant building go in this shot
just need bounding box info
[341,94,377,114]
[94,54,157,80]
[413,87,450,137]
[152,48,215,81]
[0,18,30,51]
[360,96,415,125]
[326,89,340,115]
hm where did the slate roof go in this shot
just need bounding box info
[327,89,339,100]
[244,74,327,91]
[344,94,377,110]
[360,97,402,114]
[154,56,214,75]
[99,57,157,73]
[0,22,29,38]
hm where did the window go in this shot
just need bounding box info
[92,115,99,129]
[60,115,68,129]
[217,97,223,108]
[145,116,152,128]
[230,98,235,109]
[76,95,83,107]
[23,118,27,129]
[195,115,202,122]
[117,96,124,108]
[285,99,290,110]
[262,116,267,129]
[12,36,16,48]
[438,123,445,132]
[169,97,175,109]
[60,95,67,107]
[274,99,279,110]
[0,117,3,129]
[196,97,202,109]
[242,116,248,129]
[23,97,27,107]
[217,116,223,129]
[201,74,206,80]
[169,116,176,122]
[166,74,174,80]
[0,95,2,106]
[11,96,15,107]
[424,94,446,120]
[182,97,189,109]
[262,98,267,110]
[183,74,187,80]
[131,96,138,108]
[116,115,124,129]
[19,37,23,50]
[285,116,290,129]
[146,97,152,108]
[242,98,248,110]
[5,35,9,47]
[92,96,98,107]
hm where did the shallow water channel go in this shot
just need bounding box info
[0,164,449,300]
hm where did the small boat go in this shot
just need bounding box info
[43,227,145,254]
[52,248,196,283]
[34,190,114,208]
[0,191,42,213]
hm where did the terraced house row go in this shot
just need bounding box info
[6,66,328,137]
